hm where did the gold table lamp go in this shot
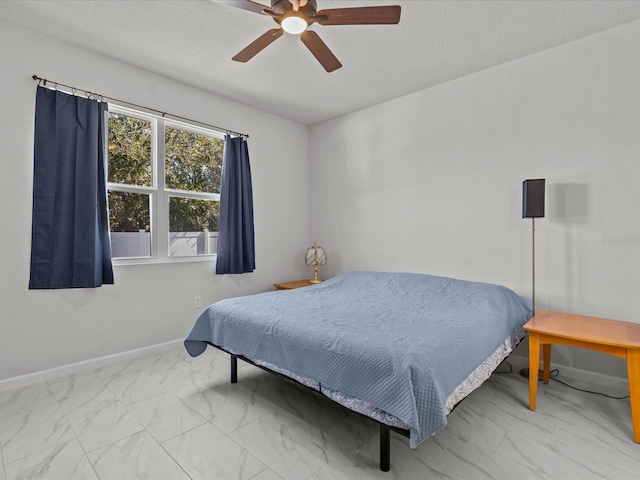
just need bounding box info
[305,242,327,284]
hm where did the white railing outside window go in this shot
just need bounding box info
[110,230,218,259]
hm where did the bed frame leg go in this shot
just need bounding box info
[380,424,390,472]
[230,355,237,384]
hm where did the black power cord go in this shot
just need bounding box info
[516,364,630,400]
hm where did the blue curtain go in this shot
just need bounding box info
[29,86,114,289]
[216,135,255,274]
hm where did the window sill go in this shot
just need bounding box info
[112,254,217,266]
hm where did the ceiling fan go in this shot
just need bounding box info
[212,0,401,72]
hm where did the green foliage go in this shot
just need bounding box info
[169,197,219,232]
[107,113,223,233]
[107,190,150,232]
[107,114,151,232]
[165,126,222,194]
[108,114,151,186]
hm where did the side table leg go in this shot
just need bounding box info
[543,344,551,384]
[627,348,640,443]
[529,332,540,411]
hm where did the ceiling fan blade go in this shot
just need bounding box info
[211,0,275,15]
[315,5,401,25]
[232,28,284,62]
[300,30,342,73]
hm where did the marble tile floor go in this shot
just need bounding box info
[0,346,638,480]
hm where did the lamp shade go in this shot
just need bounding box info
[522,179,545,218]
[305,242,327,267]
[305,242,327,284]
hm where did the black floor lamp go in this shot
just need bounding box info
[522,179,545,316]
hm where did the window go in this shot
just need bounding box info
[107,106,223,263]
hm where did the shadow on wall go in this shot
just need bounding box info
[323,249,343,280]
[550,183,589,222]
[548,183,589,314]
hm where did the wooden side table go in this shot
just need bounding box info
[524,311,640,443]
[273,279,313,290]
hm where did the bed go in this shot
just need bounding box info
[184,271,531,471]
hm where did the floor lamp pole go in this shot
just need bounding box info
[523,178,544,317]
[532,217,536,316]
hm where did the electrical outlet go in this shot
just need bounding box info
[194,296,201,308]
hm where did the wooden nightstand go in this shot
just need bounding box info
[273,279,314,290]
[524,311,640,443]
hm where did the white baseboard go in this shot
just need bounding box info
[1,339,630,397]
[507,353,630,396]
[0,339,183,392]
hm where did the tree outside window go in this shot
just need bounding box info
[107,108,223,261]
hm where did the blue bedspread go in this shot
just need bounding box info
[184,271,531,447]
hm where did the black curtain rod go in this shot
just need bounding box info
[31,74,248,139]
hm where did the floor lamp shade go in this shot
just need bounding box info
[522,179,545,218]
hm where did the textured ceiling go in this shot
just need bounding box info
[2,0,640,125]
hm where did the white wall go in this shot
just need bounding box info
[0,20,310,381]
[309,20,640,381]
[3,16,639,386]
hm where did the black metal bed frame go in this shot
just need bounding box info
[216,344,409,472]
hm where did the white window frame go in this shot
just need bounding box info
[107,104,223,265]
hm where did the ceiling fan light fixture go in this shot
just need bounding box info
[219,0,401,72]
[281,15,307,34]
